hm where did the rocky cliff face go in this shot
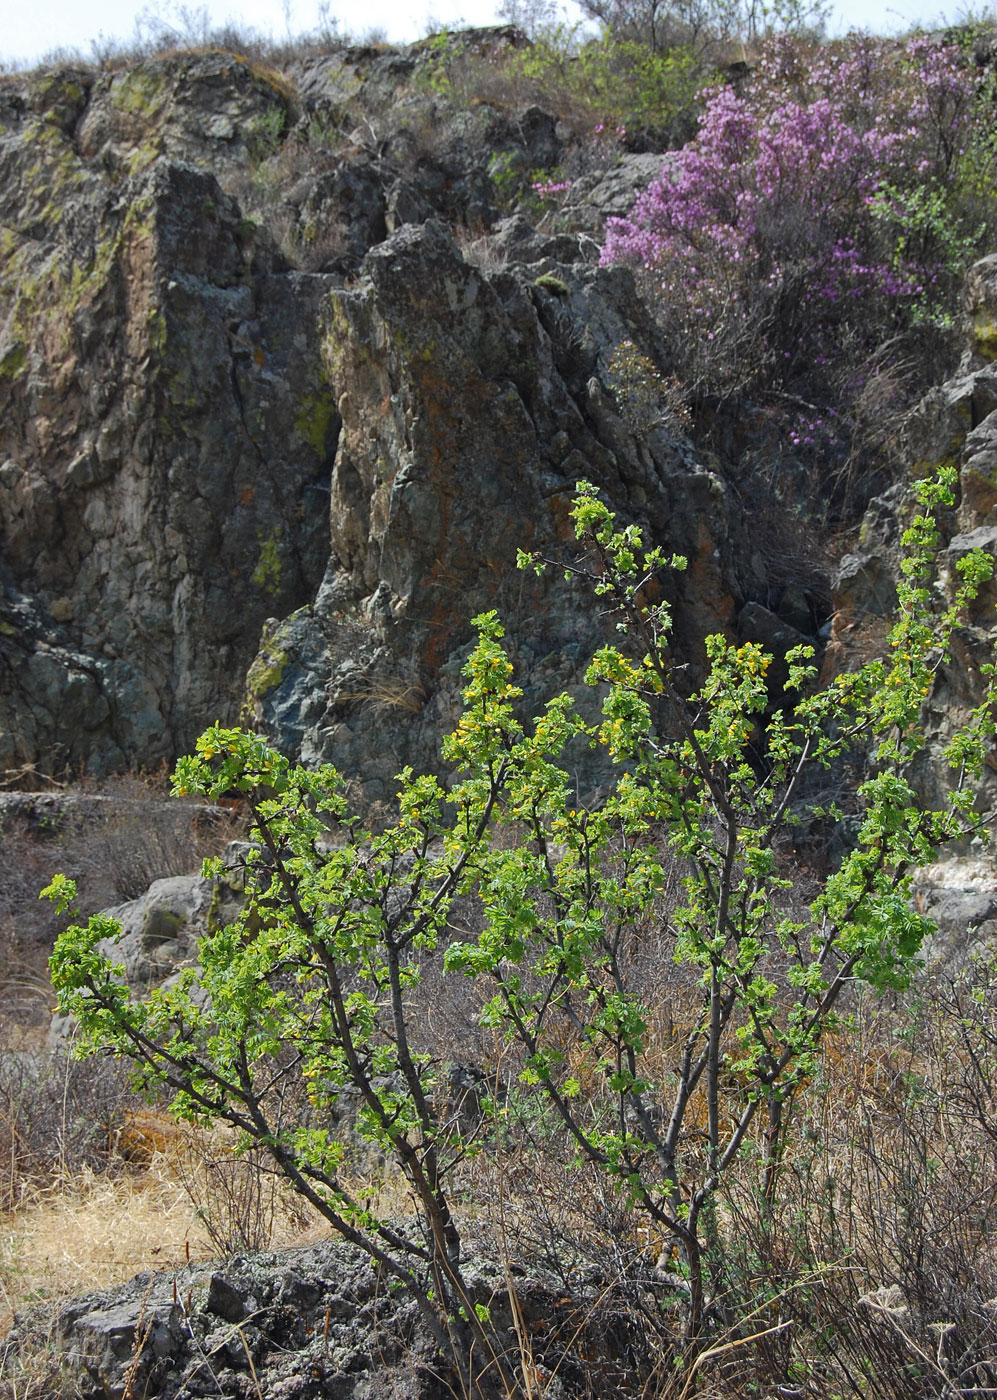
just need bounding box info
[0,57,338,774]
[251,215,754,800]
[0,37,768,788]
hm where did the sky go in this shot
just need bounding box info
[0,0,972,70]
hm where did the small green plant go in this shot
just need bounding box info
[46,470,996,1384]
[489,149,530,210]
[417,28,479,108]
[869,179,989,330]
[500,30,703,139]
[246,104,288,163]
[606,339,692,437]
[533,271,570,294]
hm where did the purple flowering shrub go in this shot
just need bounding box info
[602,31,995,501]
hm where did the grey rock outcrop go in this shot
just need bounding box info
[967,252,997,364]
[914,858,997,969]
[563,152,672,230]
[0,62,337,773]
[823,254,997,819]
[910,265,997,819]
[904,364,997,494]
[961,410,997,524]
[244,217,745,798]
[0,44,756,790]
[9,1236,638,1400]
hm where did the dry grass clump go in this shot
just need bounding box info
[424,954,997,1400]
[0,1047,332,1332]
[696,985,997,1399]
[0,1159,213,1333]
[0,1117,332,1333]
[0,1049,134,1215]
[0,1145,226,1400]
[0,1104,213,1397]
[0,773,271,1379]
[4,10,380,77]
[338,677,428,715]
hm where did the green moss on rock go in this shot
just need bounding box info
[245,615,290,701]
[295,383,339,456]
[252,527,283,594]
[147,305,167,356]
[973,308,997,362]
[0,344,27,378]
[111,66,167,118]
[245,644,288,699]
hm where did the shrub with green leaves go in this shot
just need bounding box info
[46,470,995,1386]
[501,30,703,142]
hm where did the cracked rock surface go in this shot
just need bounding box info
[9,1237,643,1400]
[0,42,758,784]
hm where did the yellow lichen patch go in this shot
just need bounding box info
[109,64,168,119]
[973,307,997,362]
[294,382,339,457]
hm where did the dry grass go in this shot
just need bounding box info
[0,1124,339,1338]
[0,1159,213,1334]
[0,775,242,1041]
[0,776,312,1354]
[337,676,428,716]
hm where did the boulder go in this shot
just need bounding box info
[913,859,997,970]
[832,551,898,622]
[8,1234,636,1400]
[903,364,997,486]
[947,525,997,623]
[94,874,214,985]
[961,409,997,523]
[69,1295,183,1400]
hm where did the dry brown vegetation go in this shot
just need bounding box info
[433,981,997,1398]
[0,1122,339,1400]
[4,848,997,1397]
[5,777,995,1398]
[0,780,265,1351]
[0,775,238,1031]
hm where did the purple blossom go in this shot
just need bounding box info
[532,178,573,198]
[601,32,979,394]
